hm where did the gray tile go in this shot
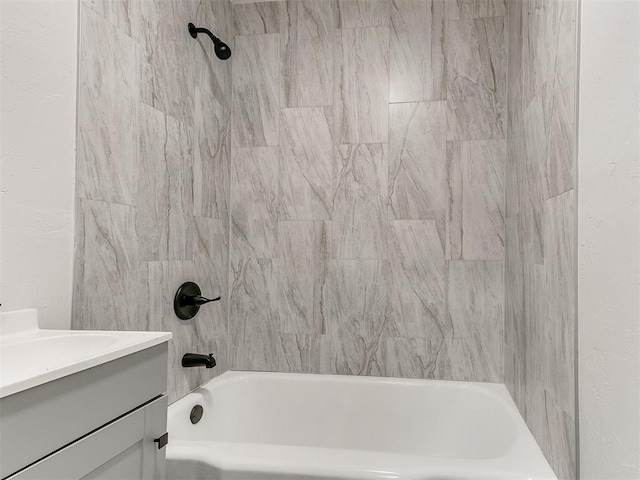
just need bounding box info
[77,7,138,205]
[230,147,279,260]
[336,0,389,28]
[319,323,386,376]
[389,101,447,221]
[385,337,443,379]
[280,107,334,220]
[233,1,280,35]
[332,144,388,259]
[446,16,506,141]
[386,220,449,339]
[194,86,231,220]
[278,221,321,335]
[72,200,138,331]
[321,260,387,336]
[232,33,280,147]
[445,0,506,19]
[446,260,504,382]
[81,0,139,37]
[137,103,193,262]
[389,0,445,103]
[334,26,389,144]
[281,0,336,107]
[447,139,505,260]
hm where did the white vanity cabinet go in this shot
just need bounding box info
[0,311,172,480]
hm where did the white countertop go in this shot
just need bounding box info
[0,309,172,398]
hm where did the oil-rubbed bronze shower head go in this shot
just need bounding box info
[188,23,231,60]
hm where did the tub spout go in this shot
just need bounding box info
[182,353,216,369]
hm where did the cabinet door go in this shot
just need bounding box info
[8,396,168,480]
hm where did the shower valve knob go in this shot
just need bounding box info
[174,281,220,320]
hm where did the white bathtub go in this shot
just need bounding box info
[166,371,556,480]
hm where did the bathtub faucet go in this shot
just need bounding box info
[182,353,216,369]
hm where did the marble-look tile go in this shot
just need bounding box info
[72,200,138,331]
[521,93,546,264]
[389,102,447,221]
[195,0,233,101]
[232,34,280,147]
[281,0,336,107]
[321,260,387,337]
[445,0,506,19]
[278,221,323,334]
[504,216,525,352]
[543,190,575,415]
[334,26,389,144]
[386,220,449,339]
[193,217,229,342]
[229,258,279,343]
[81,0,139,37]
[230,147,279,260]
[232,331,316,373]
[447,139,505,260]
[320,323,386,376]
[384,337,442,379]
[546,66,576,199]
[389,0,445,103]
[137,103,193,262]
[280,107,333,220]
[446,16,506,141]
[194,86,230,220]
[77,7,138,205]
[233,1,280,35]
[446,260,503,382]
[332,144,388,259]
[336,0,389,28]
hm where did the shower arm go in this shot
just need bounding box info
[188,23,221,45]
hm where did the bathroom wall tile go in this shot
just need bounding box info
[336,0,389,28]
[546,66,576,199]
[320,323,386,376]
[229,257,279,344]
[386,220,449,339]
[389,102,447,221]
[447,139,505,260]
[72,199,139,331]
[321,260,387,336]
[195,0,233,102]
[446,260,504,382]
[194,86,231,220]
[137,103,193,262]
[280,107,333,220]
[232,34,280,147]
[389,0,445,103]
[445,0,506,19]
[521,93,546,264]
[504,216,525,352]
[277,221,320,335]
[384,337,442,379]
[543,190,575,415]
[446,16,506,141]
[281,0,336,107]
[233,1,280,35]
[82,0,139,37]
[334,26,389,144]
[230,147,279,260]
[77,8,138,205]
[332,144,388,259]
[193,217,229,342]
[232,330,315,373]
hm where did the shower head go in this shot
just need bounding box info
[188,23,231,60]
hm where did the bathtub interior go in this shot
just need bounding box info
[169,372,518,460]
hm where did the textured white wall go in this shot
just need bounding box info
[0,0,78,329]
[578,0,640,477]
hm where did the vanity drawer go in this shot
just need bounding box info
[6,395,167,480]
[0,344,167,479]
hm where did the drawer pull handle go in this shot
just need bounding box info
[154,433,169,450]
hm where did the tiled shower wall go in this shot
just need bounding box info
[504,0,578,478]
[72,0,233,402]
[228,0,507,380]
